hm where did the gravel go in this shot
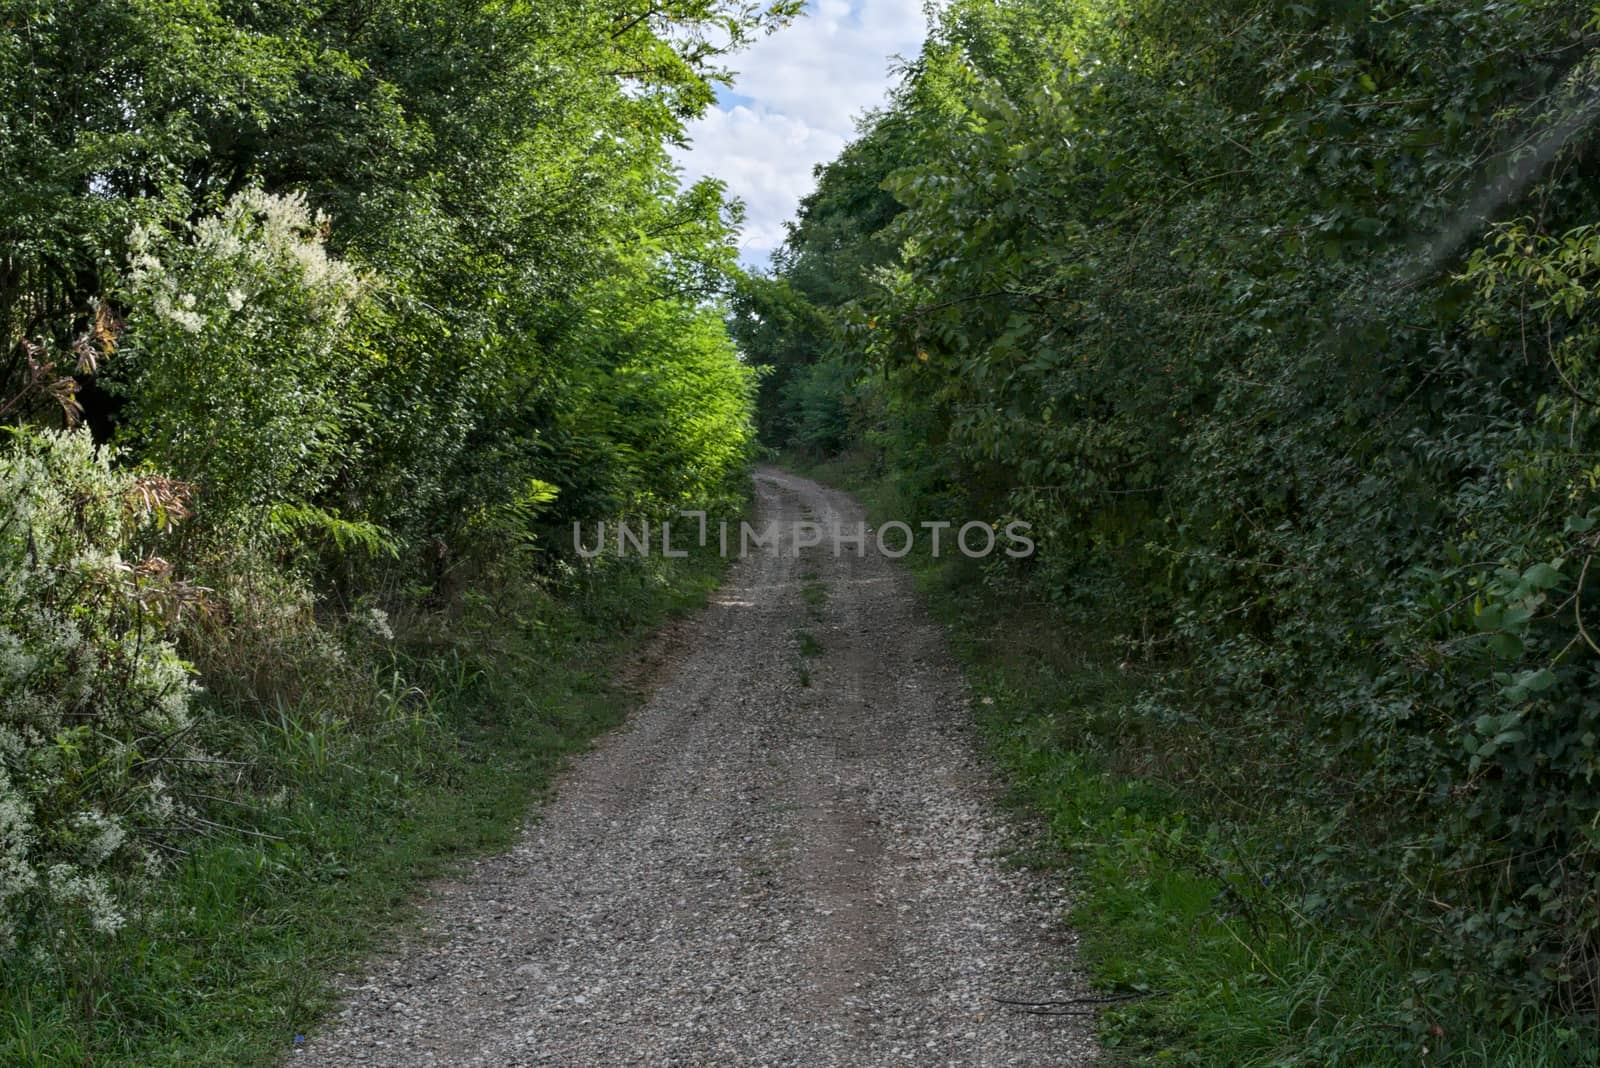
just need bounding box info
[300,467,1098,1066]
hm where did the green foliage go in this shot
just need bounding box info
[267,504,398,560]
[3,0,778,553]
[765,0,1600,1054]
[543,268,759,521]
[113,189,371,524]
[0,0,778,1046]
[0,539,729,1065]
[779,356,856,456]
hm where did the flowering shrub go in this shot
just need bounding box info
[0,428,198,948]
[114,189,370,524]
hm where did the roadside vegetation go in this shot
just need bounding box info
[0,549,726,1065]
[804,452,1593,1066]
[0,1,781,1062]
[757,1,1600,1061]
[12,0,1600,1063]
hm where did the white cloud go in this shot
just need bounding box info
[671,1,927,268]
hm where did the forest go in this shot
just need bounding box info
[7,0,1600,1064]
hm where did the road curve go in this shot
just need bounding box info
[302,467,1097,1067]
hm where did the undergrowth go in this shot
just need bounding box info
[0,549,727,1066]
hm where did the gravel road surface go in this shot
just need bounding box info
[302,467,1097,1067]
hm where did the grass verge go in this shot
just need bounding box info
[0,550,728,1066]
[793,452,1593,1067]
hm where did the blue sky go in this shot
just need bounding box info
[670,1,928,269]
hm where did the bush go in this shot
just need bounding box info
[112,189,371,527]
[760,0,1600,1047]
[0,428,199,950]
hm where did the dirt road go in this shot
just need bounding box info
[303,468,1096,1066]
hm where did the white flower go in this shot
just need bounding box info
[73,810,126,867]
[357,605,395,642]
[0,792,38,912]
[0,630,36,682]
[0,428,203,945]
[43,865,125,935]
[154,294,206,334]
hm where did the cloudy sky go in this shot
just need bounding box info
[671,1,928,270]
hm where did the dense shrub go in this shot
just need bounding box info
[0,0,780,1009]
[113,189,370,526]
[778,356,855,457]
[0,429,198,949]
[750,0,1600,1047]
